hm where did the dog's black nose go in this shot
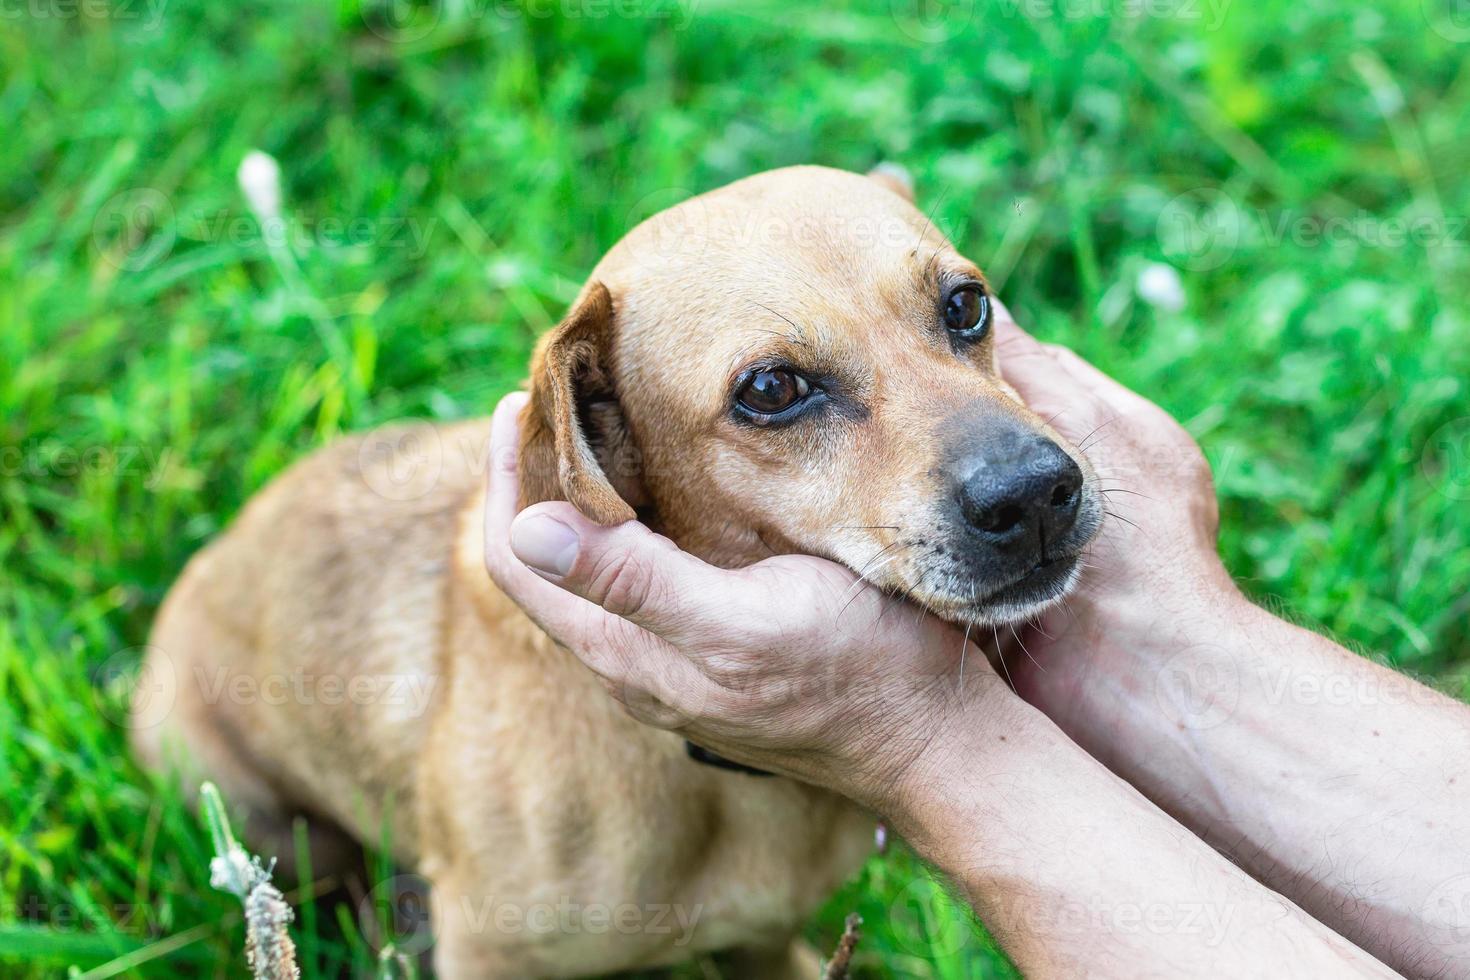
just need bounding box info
[957,438,1082,548]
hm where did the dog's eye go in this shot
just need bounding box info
[736,369,810,419]
[944,285,991,339]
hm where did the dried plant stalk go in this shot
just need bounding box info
[822,913,863,980]
[201,781,301,980]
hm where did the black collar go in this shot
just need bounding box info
[685,740,774,777]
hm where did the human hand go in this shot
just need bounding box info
[987,306,1250,717]
[993,305,1232,613]
[991,311,1470,980]
[481,388,1403,980]
[481,392,1021,818]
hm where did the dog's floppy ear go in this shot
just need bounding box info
[518,282,644,526]
[867,162,915,203]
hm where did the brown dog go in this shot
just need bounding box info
[132,165,1102,977]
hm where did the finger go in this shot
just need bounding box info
[509,501,767,648]
[600,641,728,734]
[482,392,536,587]
[485,391,529,522]
[482,393,620,628]
[504,563,720,735]
[481,393,648,651]
[1040,342,1158,417]
[990,299,1045,361]
[479,396,723,730]
[991,304,1066,405]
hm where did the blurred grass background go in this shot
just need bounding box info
[3,0,1469,976]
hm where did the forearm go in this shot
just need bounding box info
[890,695,1392,978]
[1034,592,1470,977]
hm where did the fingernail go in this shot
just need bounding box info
[510,514,579,576]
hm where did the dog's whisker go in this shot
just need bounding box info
[837,545,906,619]
[873,588,903,627]
[1078,431,1119,455]
[842,552,903,605]
[905,567,929,628]
[993,626,1017,693]
[1055,595,1080,632]
[848,540,904,587]
[960,620,973,689]
[1073,415,1119,452]
[1097,487,1153,500]
[1102,507,1143,533]
[1010,623,1044,674]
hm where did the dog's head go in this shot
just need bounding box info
[519,166,1101,626]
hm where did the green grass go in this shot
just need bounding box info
[3,0,1469,976]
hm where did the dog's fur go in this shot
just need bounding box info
[132,166,1100,977]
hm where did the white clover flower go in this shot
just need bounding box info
[237,150,283,223]
[1136,262,1186,313]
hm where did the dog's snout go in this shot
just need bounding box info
[956,438,1082,548]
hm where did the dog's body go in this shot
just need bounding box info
[134,166,1101,977]
[137,418,871,975]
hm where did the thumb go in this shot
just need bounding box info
[991,304,1061,405]
[509,501,745,644]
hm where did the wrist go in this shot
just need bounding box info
[1071,555,1249,658]
[875,678,1045,843]
[1013,564,1259,769]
